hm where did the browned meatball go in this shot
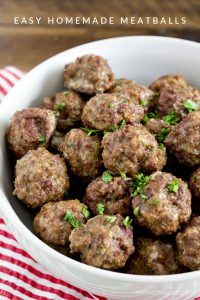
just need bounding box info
[60,128,102,178]
[81,93,145,131]
[132,171,191,236]
[13,148,69,208]
[127,238,181,275]
[102,124,166,178]
[33,200,89,246]
[176,216,200,270]
[149,74,188,92]
[64,54,115,95]
[145,118,171,135]
[83,176,132,216]
[157,86,200,118]
[165,112,200,166]
[189,168,200,199]
[69,214,134,269]
[7,107,56,158]
[43,91,85,131]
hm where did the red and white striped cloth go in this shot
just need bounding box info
[0,67,106,300]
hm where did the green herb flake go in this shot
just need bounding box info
[123,216,133,229]
[148,110,159,119]
[64,211,83,228]
[102,171,113,184]
[133,206,140,216]
[167,179,179,193]
[53,111,60,117]
[149,197,160,206]
[38,134,46,144]
[120,171,130,180]
[80,127,99,136]
[141,115,149,124]
[108,103,114,109]
[131,173,149,198]
[82,207,90,219]
[184,99,199,113]
[63,91,70,95]
[140,98,148,106]
[106,215,116,223]
[156,128,170,144]
[54,103,65,110]
[162,111,180,125]
[119,119,126,129]
[191,175,197,180]
[97,203,105,215]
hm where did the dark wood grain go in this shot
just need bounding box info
[0,0,199,71]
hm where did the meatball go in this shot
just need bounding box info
[127,238,180,275]
[69,214,134,269]
[7,107,56,158]
[83,176,132,216]
[145,118,171,135]
[165,112,200,166]
[43,91,85,131]
[81,93,145,131]
[189,168,200,199]
[149,74,188,92]
[102,124,166,178]
[176,216,200,270]
[60,128,102,178]
[132,171,191,236]
[156,86,200,118]
[64,54,115,95]
[33,200,89,246]
[13,148,69,208]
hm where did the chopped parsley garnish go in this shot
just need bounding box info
[82,207,90,219]
[38,134,46,144]
[149,197,160,206]
[140,98,148,106]
[64,211,83,228]
[133,206,140,216]
[53,111,60,117]
[141,110,159,124]
[119,119,126,129]
[123,216,133,229]
[80,127,99,136]
[106,215,116,223]
[162,111,180,125]
[167,179,179,193]
[184,100,199,112]
[141,115,149,124]
[54,103,65,110]
[191,175,197,180]
[63,91,70,95]
[102,171,113,183]
[97,203,105,215]
[106,119,126,133]
[131,173,149,198]
[108,103,114,108]
[120,171,130,180]
[156,128,170,144]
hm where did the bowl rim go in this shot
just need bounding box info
[1,35,200,283]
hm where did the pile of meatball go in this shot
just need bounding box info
[7,54,200,275]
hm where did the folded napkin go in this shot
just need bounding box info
[0,67,105,300]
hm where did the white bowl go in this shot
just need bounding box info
[0,36,200,300]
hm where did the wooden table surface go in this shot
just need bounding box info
[0,0,199,71]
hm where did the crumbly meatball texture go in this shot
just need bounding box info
[145,118,171,135]
[176,216,200,271]
[81,93,145,131]
[102,124,166,178]
[127,238,181,275]
[64,54,115,95]
[69,214,134,269]
[60,128,102,178]
[83,176,132,216]
[165,112,200,166]
[132,171,191,236]
[33,200,88,246]
[43,91,85,131]
[189,168,200,199]
[13,148,69,208]
[156,86,200,118]
[149,74,188,92]
[7,107,56,158]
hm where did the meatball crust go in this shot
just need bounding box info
[189,168,200,199]
[157,86,200,118]
[102,124,166,178]
[176,216,200,270]
[13,148,69,208]
[7,107,56,158]
[165,112,200,166]
[145,118,171,135]
[81,93,145,131]
[64,54,115,95]
[33,200,89,246]
[132,171,191,236]
[60,128,102,178]
[149,74,188,92]
[127,238,181,275]
[43,91,85,131]
[69,214,134,269]
[83,176,132,216]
